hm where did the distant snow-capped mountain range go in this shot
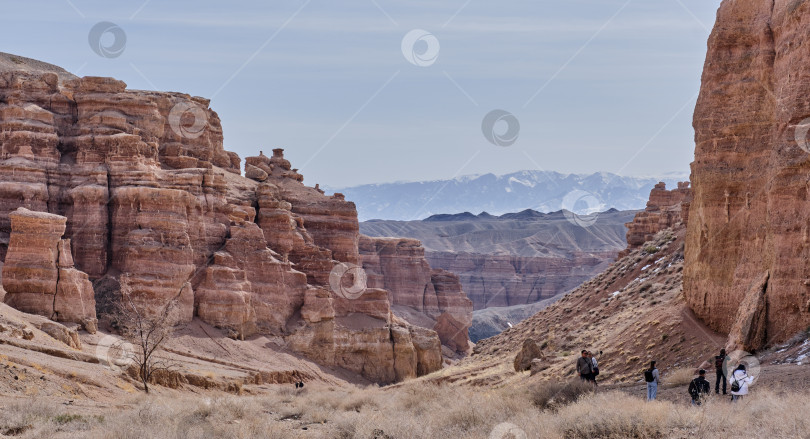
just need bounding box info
[325,170,688,221]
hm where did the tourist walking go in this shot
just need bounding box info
[644,361,659,401]
[688,369,711,406]
[714,348,728,394]
[577,350,593,382]
[730,364,755,402]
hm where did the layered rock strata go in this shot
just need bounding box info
[684,1,810,350]
[2,208,95,328]
[426,251,618,310]
[360,209,636,311]
[0,53,443,383]
[358,236,473,353]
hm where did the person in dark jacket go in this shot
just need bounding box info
[689,369,711,405]
[576,350,593,381]
[714,348,728,394]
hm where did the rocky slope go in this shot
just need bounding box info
[420,176,726,387]
[436,223,726,387]
[0,52,469,384]
[361,209,635,310]
[684,0,810,352]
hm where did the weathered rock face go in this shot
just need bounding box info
[359,236,473,353]
[360,209,635,312]
[425,251,617,310]
[684,1,810,350]
[0,54,442,383]
[2,208,95,327]
[620,182,692,258]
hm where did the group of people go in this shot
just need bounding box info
[577,348,757,405]
[576,350,600,383]
[644,348,756,405]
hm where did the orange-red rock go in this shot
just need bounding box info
[0,54,442,383]
[684,1,810,350]
[359,236,473,353]
[2,208,95,326]
[620,182,691,258]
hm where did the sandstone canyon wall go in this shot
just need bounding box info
[0,53,462,383]
[358,236,473,353]
[361,209,636,311]
[685,0,810,351]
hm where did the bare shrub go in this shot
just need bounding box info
[113,290,180,394]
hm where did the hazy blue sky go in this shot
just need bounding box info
[1,0,721,187]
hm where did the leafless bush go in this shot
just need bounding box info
[113,291,179,394]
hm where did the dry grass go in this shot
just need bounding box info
[1,383,809,438]
[528,379,594,410]
[663,367,697,388]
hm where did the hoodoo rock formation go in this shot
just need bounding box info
[684,1,810,351]
[2,208,96,330]
[0,52,465,383]
[620,182,692,258]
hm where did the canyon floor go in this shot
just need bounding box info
[0,363,808,438]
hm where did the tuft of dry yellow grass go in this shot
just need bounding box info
[663,367,697,388]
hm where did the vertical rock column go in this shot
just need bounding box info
[2,207,96,327]
[2,208,65,316]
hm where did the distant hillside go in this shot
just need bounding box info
[361,208,636,311]
[469,296,560,343]
[329,170,686,221]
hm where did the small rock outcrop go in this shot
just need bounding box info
[513,338,543,372]
[620,182,691,258]
[2,208,95,328]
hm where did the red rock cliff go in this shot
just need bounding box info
[685,0,810,351]
[358,236,473,354]
[0,54,442,383]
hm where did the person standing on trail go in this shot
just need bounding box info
[714,348,728,394]
[577,350,593,381]
[730,364,755,402]
[644,361,659,401]
[688,369,711,406]
[588,351,600,384]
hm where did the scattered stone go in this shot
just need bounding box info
[514,338,544,372]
